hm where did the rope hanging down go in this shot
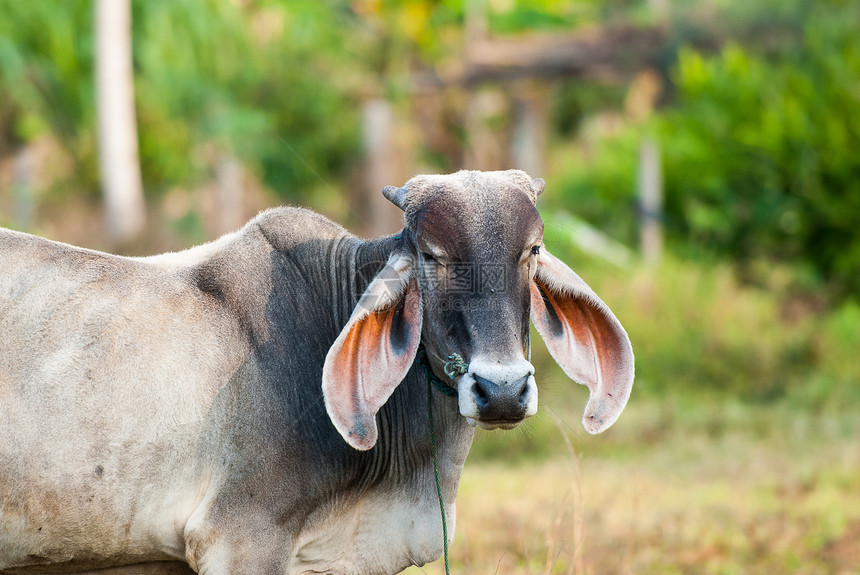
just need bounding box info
[416,343,468,575]
[427,374,451,575]
[416,344,464,397]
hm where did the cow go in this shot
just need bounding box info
[0,170,634,575]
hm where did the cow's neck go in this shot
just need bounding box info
[296,231,475,565]
[331,231,475,481]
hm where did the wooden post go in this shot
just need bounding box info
[216,154,243,235]
[638,136,663,266]
[647,0,671,22]
[13,145,34,231]
[464,0,487,58]
[462,0,507,170]
[463,89,509,170]
[96,0,145,245]
[361,98,404,236]
[511,83,548,175]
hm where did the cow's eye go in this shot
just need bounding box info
[422,251,439,263]
[530,245,541,256]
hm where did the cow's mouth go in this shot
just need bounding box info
[465,417,526,430]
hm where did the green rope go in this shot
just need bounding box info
[443,353,469,380]
[427,373,451,575]
[417,344,459,397]
[416,343,468,574]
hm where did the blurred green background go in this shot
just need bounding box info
[1,0,858,573]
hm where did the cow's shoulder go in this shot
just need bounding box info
[250,206,351,252]
[136,207,349,345]
[139,206,349,272]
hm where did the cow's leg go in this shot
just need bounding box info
[184,507,289,575]
[193,540,289,575]
[186,534,289,575]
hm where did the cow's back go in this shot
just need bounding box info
[0,228,255,571]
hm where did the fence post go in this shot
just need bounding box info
[216,154,243,235]
[13,145,34,231]
[95,0,145,245]
[638,136,663,266]
[361,98,404,235]
[511,83,548,176]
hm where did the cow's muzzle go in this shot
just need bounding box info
[458,357,538,429]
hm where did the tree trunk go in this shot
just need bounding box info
[361,98,404,236]
[216,154,243,235]
[96,0,145,246]
[13,145,34,231]
[511,83,548,176]
[463,88,509,170]
[638,136,663,267]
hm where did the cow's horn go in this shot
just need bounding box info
[382,186,408,210]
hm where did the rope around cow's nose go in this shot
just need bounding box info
[443,353,468,380]
[416,345,463,398]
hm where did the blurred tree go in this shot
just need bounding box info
[0,0,98,189]
[0,0,362,224]
[660,0,860,299]
[550,0,860,301]
[96,0,146,244]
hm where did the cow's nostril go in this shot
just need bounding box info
[472,382,490,409]
[518,381,530,407]
[471,373,531,422]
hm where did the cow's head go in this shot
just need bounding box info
[323,170,634,450]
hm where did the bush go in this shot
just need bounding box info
[547,0,860,301]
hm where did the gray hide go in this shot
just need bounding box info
[0,170,634,575]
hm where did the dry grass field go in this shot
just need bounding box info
[404,399,860,575]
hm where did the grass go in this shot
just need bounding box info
[401,250,860,575]
[404,397,860,575]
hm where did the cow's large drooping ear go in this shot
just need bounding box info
[530,249,635,434]
[322,252,422,450]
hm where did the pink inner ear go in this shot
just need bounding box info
[323,278,423,450]
[531,281,600,387]
[356,287,422,408]
[530,273,634,434]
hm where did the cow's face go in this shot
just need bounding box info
[323,170,634,450]
[408,173,543,429]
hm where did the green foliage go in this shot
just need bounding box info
[547,127,641,245]
[131,0,361,199]
[0,1,361,203]
[488,1,591,34]
[132,0,256,189]
[0,0,98,188]
[662,5,860,297]
[355,0,635,78]
[549,0,860,301]
[247,1,361,202]
[551,81,628,137]
[603,260,815,401]
[786,300,860,410]
[0,0,93,142]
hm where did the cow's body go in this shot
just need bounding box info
[0,208,471,574]
[0,170,634,574]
